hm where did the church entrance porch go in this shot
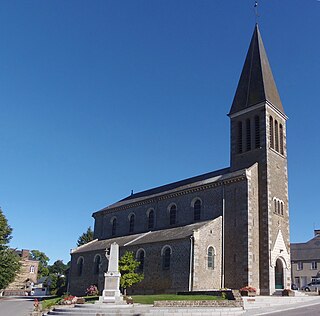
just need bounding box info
[275,259,284,289]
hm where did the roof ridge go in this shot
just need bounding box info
[123,231,152,247]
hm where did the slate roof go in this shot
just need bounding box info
[291,235,320,261]
[119,167,230,203]
[71,220,214,254]
[229,24,284,116]
[93,166,250,216]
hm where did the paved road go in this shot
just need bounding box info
[0,298,34,316]
[262,302,320,315]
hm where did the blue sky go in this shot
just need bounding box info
[0,1,319,264]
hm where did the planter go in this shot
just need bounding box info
[240,290,256,297]
[282,289,295,297]
[76,297,85,304]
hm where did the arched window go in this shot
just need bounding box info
[270,116,274,149]
[246,119,251,151]
[30,265,35,273]
[77,257,84,276]
[111,218,117,236]
[254,115,260,148]
[279,124,284,155]
[194,200,201,221]
[94,254,101,275]
[162,247,171,270]
[169,205,177,225]
[148,210,154,229]
[274,198,284,216]
[237,121,243,153]
[136,249,145,273]
[207,246,214,269]
[129,214,135,233]
[275,120,279,152]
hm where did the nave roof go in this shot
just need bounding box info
[72,219,218,254]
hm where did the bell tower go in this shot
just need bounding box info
[228,24,291,294]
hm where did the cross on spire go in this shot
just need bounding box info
[254,1,260,23]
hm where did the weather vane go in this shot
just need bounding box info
[254,1,260,23]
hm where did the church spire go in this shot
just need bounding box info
[229,24,284,116]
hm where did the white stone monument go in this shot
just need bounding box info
[101,242,124,304]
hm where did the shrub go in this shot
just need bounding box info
[59,295,78,305]
[85,284,99,296]
[240,286,256,293]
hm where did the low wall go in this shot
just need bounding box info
[154,290,243,308]
[177,290,241,301]
[154,299,242,308]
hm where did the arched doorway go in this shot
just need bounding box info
[275,259,284,289]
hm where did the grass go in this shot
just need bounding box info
[40,296,61,310]
[83,295,99,302]
[131,294,224,305]
[40,293,224,308]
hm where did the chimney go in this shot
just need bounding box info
[21,249,30,259]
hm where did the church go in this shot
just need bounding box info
[69,24,291,296]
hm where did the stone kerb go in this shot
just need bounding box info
[154,300,243,308]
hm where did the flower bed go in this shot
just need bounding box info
[239,286,256,297]
[86,285,99,296]
[59,295,78,305]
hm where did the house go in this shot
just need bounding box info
[3,249,39,296]
[291,230,320,289]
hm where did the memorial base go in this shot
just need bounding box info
[99,290,125,304]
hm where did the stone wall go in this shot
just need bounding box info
[94,186,224,241]
[69,238,192,296]
[224,178,250,290]
[266,107,291,293]
[192,217,222,290]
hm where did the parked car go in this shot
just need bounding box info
[301,280,320,292]
[291,283,298,290]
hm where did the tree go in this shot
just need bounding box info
[0,208,12,249]
[0,249,20,291]
[46,273,67,296]
[43,260,70,295]
[119,251,144,295]
[30,250,50,278]
[77,227,94,246]
[0,208,20,292]
[48,260,68,275]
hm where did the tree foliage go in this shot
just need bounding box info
[77,227,94,246]
[0,208,12,249]
[47,273,67,296]
[29,249,69,295]
[48,260,68,275]
[0,249,20,290]
[30,249,50,278]
[42,259,69,295]
[0,208,20,291]
[119,251,144,295]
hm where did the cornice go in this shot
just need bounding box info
[228,100,287,121]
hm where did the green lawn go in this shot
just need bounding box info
[40,296,61,310]
[131,294,223,305]
[40,293,224,309]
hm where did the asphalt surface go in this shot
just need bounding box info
[0,298,34,316]
[261,302,320,315]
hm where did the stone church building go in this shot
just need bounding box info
[69,24,291,296]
